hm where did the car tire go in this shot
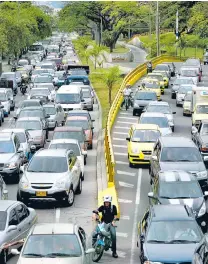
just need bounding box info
[172,126,175,132]
[14,170,20,184]
[0,119,2,127]
[64,187,74,207]
[46,130,49,139]
[183,112,186,116]
[129,161,133,168]
[133,110,136,116]
[2,116,4,122]
[176,102,179,107]
[171,94,175,99]
[76,177,82,194]
[81,173,84,181]
[90,106,93,111]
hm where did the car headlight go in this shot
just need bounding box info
[198,201,206,217]
[5,162,17,169]
[197,170,208,179]
[55,177,67,189]
[131,147,139,154]
[20,177,30,189]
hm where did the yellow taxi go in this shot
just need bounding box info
[153,70,169,88]
[147,73,165,94]
[142,78,161,100]
[192,103,208,127]
[126,124,161,167]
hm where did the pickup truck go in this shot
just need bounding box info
[192,120,208,160]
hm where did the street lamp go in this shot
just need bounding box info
[156,0,160,56]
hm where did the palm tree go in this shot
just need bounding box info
[89,43,107,69]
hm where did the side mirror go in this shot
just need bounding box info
[0,105,4,109]
[7,225,17,232]
[182,99,184,101]
[152,155,157,161]
[172,111,176,114]
[126,137,130,141]
[8,98,11,101]
[13,116,17,120]
[85,248,95,254]
[158,98,162,101]
[11,249,20,255]
[81,99,85,102]
[91,127,94,129]
[51,99,54,102]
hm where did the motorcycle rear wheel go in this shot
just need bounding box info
[92,243,104,262]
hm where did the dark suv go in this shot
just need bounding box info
[138,204,203,264]
[192,234,208,263]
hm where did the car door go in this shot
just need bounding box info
[68,151,79,189]
[14,136,23,166]
[78,227,88,263]
[59,105,65,123]
[138,209,149,254]
[150,177,159,205]
[14,203,30,240]
[6,208,20,246]
[151,141,160,177]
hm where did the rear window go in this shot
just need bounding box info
[53,131,84,142]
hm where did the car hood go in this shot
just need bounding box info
[25,172,66,183]
[134,99,156,106]
[160,162,205,172]
[129,142,155,151]
[0,153,16,163]
[158,197,204,212]
[27,130,43,138]
[144,243,198,262]
[18,257,83,264]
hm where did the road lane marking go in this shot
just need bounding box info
[113,137,125,141]
[114,152,127,156]
[55,208,60,223]
[118,116,137,120]
[113,132,128,135]
[117,232,128,238]
[115,126,130,129]
[105,250,126,258]
[113,144,127,148]
[130,168,142,264]
[119,181,134,188]
[117,170,135,176]
[116,161,129,165]
[120,112,132,115]
[120,215,130,220]
[118,198,132,203]
[118,121,135,125]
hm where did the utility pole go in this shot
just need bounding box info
[156,1,160,56]
[128,19,131,39]
[100,16,103,45]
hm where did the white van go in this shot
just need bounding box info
[55,85,84,112]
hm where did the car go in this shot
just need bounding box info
[2,129,32,156]
[147,73,165,94]
[15,99,42,117]
[184,58,202,73]
[52,126,87,164]
[149,170,208,232]
[0,175,8,200]
[137,205,203,264]
[56,74,66,88]
[183,91,192,116]
[162,62,176,77]
[126,124,161,167]
[31,69,50,82]
[66,74,90,85]
[11,223,95,264]
[149,136,208,190]
[139,112,172,136]
[192,120,208,159]
[0,72,18,94]
[153,70,169,87]
[75,84,95,103]
[192,233,208,263]
[141,79,161,100]
[81,87,94,111]
[40,61,56,71]
[144,101,176,132]
[176,84,195,107]
[65,116,93,149]
[171,77,194,99]
[53,70,65,85]
[28,87,52,101]
[180,67,199,85]
[0,89,11,117]
[33,75,54,87]
[17,149,82,206]
[181,65,202,82]
[154,63,171,78]
[133,90,157,116]
[43,103,65,129]
[49,138,85,180]
[15,117,46,149]
[0,200,37,264]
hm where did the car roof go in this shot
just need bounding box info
[36,149,67,157]
[159,170,197,182]
[54,126,83,132]
[151,205,193,221]
[50,139,79,145]
[32,223,75,235]
[66,116,88,121]
[131,124,160,130]
[141,112,167,117]
[0,200,18,211]
[159,136,196,147]
[17,117,41,122]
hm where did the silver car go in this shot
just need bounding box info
[0,200,37,262]
[176,84,195,107]
[43,104,65,129]
[81,87,94,111]
[11,223,94,264]
[183,91,192,116]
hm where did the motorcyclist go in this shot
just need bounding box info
[92,195,118,258]
[147,61,152,73]
[120,84,133,108]
[26,145,36,161]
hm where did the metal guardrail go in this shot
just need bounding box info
[104,55,187,186]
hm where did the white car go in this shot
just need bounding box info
[139,112,172,136]
[49,139,85,180]
[17,149,82,206]
[144,101,176,132]
[0,90,11,117]
[176,84,195,107]
[31,69,50,82]
[43,104,65,128]
[28,87,52,101]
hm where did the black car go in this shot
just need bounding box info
[149,170,208,232]
[138,205,203,264]
[192,233,208,263]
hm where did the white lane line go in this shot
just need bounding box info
[118,198,132,203]
[120,112,132,115]
[118,121,135,125]
[118,116,137,120]
[105,250,126,258]
[114,152,127,156]
[130,168,142,264]
[117,170,135,176]
[117,232,128,238]
[116,161,129,165]
[113,145,127,148]
[113,132,128,135]
[115,126,130,129]
[120,215,130,220]
[113,137,125,141]
[55,208,60,223]
[119,181,134,188]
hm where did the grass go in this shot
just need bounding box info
[111,44,129,54]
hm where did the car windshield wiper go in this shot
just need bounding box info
[168,239,198,244]
[23,253,45,257]
[46,253,80,257]
[175,159,192,162]
[147,240,168,243]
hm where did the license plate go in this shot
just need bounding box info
[144,156,150,160]
[36,191,47,197]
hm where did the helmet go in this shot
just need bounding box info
[103,195,112,203]
[30,145,36,153]
[141,82,145,87]
[126,83,131,88]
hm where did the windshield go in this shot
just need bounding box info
[131,130,160,142]
[146,221,202,243]
[19,110,44,119]
[44,107,56,115]
[30,89,50,96]
[155,65,168,71]
[22,234,82,258]
[196,105,208,114]
[0,141,15,153]
[0,94,7,101]
[49,143,80,155]
[148,75,163,81]
[34,76,52,83]
[16,132,26,143]
[160,147,202,162]
[181,70,197,77]
[47,46,59,53]
[178,86,193,94]
[18,60,28,66]
[140,116,169,128]
[29,45,44,51]
[82,90,91,97]
[0,212,7,231]
[159,181,202,199]
[21,101,40,108]
[200,124,208,135]
[174,78,193,85]
[16,121,41,130]
[144,82,160,89]
[28,156,67,173]
[146,105,171,114]
[135,92,157,101]
[66,120,89,130]
[185,59,200,66]
[1,73,14,79]
[56,94,80,104]
[32,70,48,75]
[53,131,84,142]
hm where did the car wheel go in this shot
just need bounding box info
[2,116,4,122]
[172,126,175,132]
[81,173,84,181]
[133,110,136,116]
[90,106,93,111]
[176,102,179,107]
[129,161,133,168]
[76,177,82,194]
[65,187,74,207]
[183,112,186,116]
[0,249,8,264]
[171,94,174,99]
[0,119,2,127]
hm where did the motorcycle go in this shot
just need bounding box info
[20,83,27,95]
[124,93,133,111]
[92,211,119,262]
[147,64,152,73]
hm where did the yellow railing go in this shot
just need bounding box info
[100,55,187,216]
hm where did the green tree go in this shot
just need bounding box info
[89,43,107,69]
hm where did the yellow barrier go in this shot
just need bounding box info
[99,54,187,216]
